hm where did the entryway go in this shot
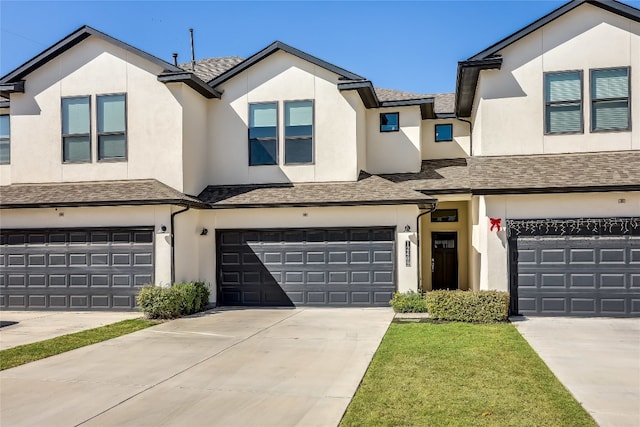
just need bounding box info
[432,232,458,290]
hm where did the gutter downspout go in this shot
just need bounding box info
[416,203,438,292]
[170,206,190,284]
[456,118,473,156]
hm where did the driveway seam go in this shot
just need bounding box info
[74,309,304,427]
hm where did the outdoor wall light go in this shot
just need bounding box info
[404,225,411,232]
[160,225,167,233]
[200,228,208,236]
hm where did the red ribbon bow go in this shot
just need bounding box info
[490,217,502,232]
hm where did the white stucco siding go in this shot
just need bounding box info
[421,118,471,159]
[0,205,174,285]
[180,86,210,196]
[193,205,421,303]
[207,51,360,185]
[475,4,639,156]
[474,192,640,292]
[3,37,185,189]
[366,106,421,174]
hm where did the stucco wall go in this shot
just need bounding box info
[0,205,173,285]
[193,205,420,303]
[421,119,471,159]
[207,51,361,185]
[474,192,640,292]
[2,37,186,189]
[474,4,640,156]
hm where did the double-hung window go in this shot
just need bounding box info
[249,103,278,165]
[544,71,583,134]
[284,100,313,164]
[62,96,91,162]
[0,115,9,164]
[591,67,630,132]
[97,94,127,160]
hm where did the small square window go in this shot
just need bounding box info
[380,113,399,132]
[435,124,453,142]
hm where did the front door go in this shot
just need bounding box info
[432,232,458,290]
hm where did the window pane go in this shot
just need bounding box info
[249,126,276,139]
[0,140,9,164]
[99,134,126,159]
[0,115,9,139]
[546,103,581,133]
[285,101,312,127]
[98,95,125,132]
[546,72,581,102]
[593,100,629,131]
[435,124,453,142]
[249,139,277,165]
[64,136,90,162]
[285,138,313,164]
[250,103,276,127]
[285,125,312,137]
[62,97,90,134]
[380,113,399,132]
[593,68,628,99]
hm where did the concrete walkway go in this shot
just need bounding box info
[512,317,640,427]
[0,310,142,350]
[0,307,394,427]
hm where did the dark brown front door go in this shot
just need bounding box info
[432,232,458,290]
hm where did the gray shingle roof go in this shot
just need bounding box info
[469,151,640,193]
[180,57,244,83]
[379,158,470,193]
[0,179,207,209]
[374,89,455,114]
[198,173,435,208]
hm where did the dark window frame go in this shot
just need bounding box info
[435,123,453,142]
[380,112,399,132]
[284,99,314,165]
[590,66,631,133]
[61,95,92,163]
[248,101,279,166]
[544,70,584,135]
[97,93,128,162]
[0,114,9,165]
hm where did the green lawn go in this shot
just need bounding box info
[340,321,596,427]
[0,318,158,371]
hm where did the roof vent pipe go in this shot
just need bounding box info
[189,28,195,71]
[172,53,178,67]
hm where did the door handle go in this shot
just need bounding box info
[431,259,435,273]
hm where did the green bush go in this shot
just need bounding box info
[390,291,427,313]
[425,290,509,323]
[137,282,210,319]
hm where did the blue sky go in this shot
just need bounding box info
[2,1,639,94]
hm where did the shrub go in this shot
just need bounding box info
[137,282,210,319]
[390,291,427,313]
[425,290,509,323]
[137,286,182,319]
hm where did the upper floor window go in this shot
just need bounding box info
[380,112,399,132]
[435,123,453,142]
[0,115,9,164]
[249,103,278,166]
[591,67,630,132]
[97,94,127,160]
[544,71,583,134]
[284,100,313,164]
[62,96,91,162]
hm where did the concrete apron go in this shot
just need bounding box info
[512,317,640,427]
[0,307,394,427]
[0,311,143,350]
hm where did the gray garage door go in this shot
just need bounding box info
[508,218,640,317]
[217,227,396,306]
[0,228,154,310]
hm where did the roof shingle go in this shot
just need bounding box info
[379,158,470,193]
[180,57,244,83]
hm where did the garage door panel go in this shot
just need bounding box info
[0,228,154,310]
[217,227,395,307]
[511,229,640,317]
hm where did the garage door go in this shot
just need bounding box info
[508,218,640,317]
[0,228,154,310]
[217,227,395,306]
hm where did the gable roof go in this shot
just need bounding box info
[0,25,220,99]
[455,0,640,117]
[207,41,366,88]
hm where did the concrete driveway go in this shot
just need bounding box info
[512,317,640,427]
[0,307,393,427]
